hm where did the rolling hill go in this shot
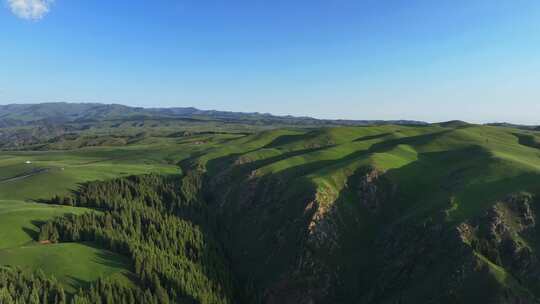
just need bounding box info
[0,199,132,293]
[1,104,540,303]
[184,123,540,303]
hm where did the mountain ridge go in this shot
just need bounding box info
[3,102,538,130]
[1,110,540,302]
[0,102,428,127]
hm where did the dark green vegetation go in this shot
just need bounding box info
[40,174,235,303]
[1,103,540,303]
[0,267,66,303]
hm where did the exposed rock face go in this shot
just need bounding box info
[208,165,329,304]
[275,167,400,303]
[207,155,540,304]
[265,190,341,304]
[272,167,399,303]
[465,193,539,283]
[356,167,395,214]
[298,197,339,303]
[457,222,474,243]
[307,196,339,252]
[358,193,539,304]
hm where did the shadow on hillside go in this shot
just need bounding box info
[448,172,540,223]
[21,220,47,241]
[225,138,455,300]
[377,145,494,219]
[66,275,91,291]
[91,248,130,270]
[263,131,320,148]
[326,145,499,301]
[207,134,420,299]
[327,141,540,297]
[367,130,452,153]
[207,130,540,302]
[206,130,452,184]
[201,130,487,301]
[233,146,336,176]
[353,132,392,142]
[67,243,136,290]
[202,145,338,182]
[253,130,456,182]
[209,166,320,298]
[512,133,540,150]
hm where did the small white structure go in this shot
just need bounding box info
[25,161,32,164]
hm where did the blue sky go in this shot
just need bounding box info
[1,1,539,123]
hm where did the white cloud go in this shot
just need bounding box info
[7,0,54,20]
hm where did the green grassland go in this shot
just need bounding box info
[197,124,540,222]
[2,122,540,301]
[0,199,131,293]
[0,200,89,249]
[0,243,132,293]
[0,132,240,294]
[184,123,540,301]
[0,134,241,201]
[180,124,540,226]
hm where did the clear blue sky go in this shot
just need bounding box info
[1,1,539,124]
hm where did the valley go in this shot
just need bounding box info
[1,107,540,303]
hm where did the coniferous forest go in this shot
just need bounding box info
[2,104,540,303]
[4,0,540,302]
[39,173,236,304]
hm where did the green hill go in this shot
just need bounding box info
[0,200,88,249]
[2,118,540,302]
[185,124,540,303]
[0,199,132,294]
[0,243,132,293]
[0,144,182,201]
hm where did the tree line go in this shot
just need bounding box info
[39,173,236,304]
[0,267,66,304]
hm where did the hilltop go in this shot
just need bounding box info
[1,104,540,302]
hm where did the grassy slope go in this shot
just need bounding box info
[2,124,540,299]
[0,200,89,249]
[0,146,178,201]
[254,125,540,226]
[192,124,540,299]
[194,125,540,222]
[225,125,540,221]
[0,133,234,292]
[0,243,132,293]
[0,200,131,293]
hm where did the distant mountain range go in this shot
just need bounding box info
[0,102,428,127]
[1,103,538,130]
[2,102,540,303]
[486,122,540,131]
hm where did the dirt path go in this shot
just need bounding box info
[0,168,50,184]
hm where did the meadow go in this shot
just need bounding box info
[1,122,540,302]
